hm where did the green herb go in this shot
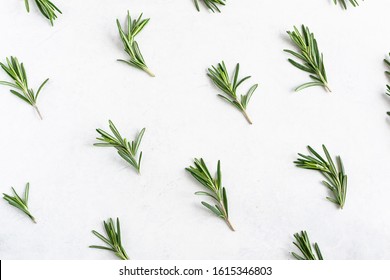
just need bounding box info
[3,183,36,223]
[24,0,62,26]
[385,53,390,116]
[116,11,154,77]
[194,0,226,12]
[95,120,145,174]
[292,231,323,260]
[207,61,258,124]
[334,0,360,9]
[284,25,331,92]
[186,158,234,231]
[295,145,347,209]
[0,56,49,119]
[90,218,129,260]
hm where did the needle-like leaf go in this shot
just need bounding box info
[0,56,49,119]
[294,145,348,209]
[116,11,154,77]
[95,120,145,174]
[291,231,323,260]
[194,0,226,12]
[284,25,331,92]
[3,183,36,223]
[207,61,258,124]
[90,218,129,260]
[24,0,62,26]
[186,158,234,231]
[384,53,390,116]
[333,0,360,9]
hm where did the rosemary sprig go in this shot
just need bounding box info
[294,145,347,209]
[186,158,234,231]
[292,231,323,260]
[194,0,226,12]
[384,53,390,116]
[334,0,360,9]
[0,56,49,119]
[24,0,62,26]
[95,120,145,174]
[3,183,36,223]
[90,218,129,260]
[207,62,258,124]
[116,11,154,77]
[284,25,331,92]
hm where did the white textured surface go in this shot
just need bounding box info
[0,0,390,260]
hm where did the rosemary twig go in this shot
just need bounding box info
[95,120,145,174]
[294,145,348,209]
[284,25,331,92]
[116,11,154,77]
[90,218,129,260]
[194,0,226,12]
[0,56,49,119]
[3,183,36,223]
[207,62,258,124]
[385,53,390,116]
[334,0,360,9]
[292,231,323,260]
[186,158,234,231]
[24,0,62,26]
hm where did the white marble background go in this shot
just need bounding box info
[0,0,389,259]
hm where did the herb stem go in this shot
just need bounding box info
[241,108,253,125]
[143,67,155,77]
[33,105,43,120]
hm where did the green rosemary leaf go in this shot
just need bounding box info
[0,56,48,119]
[2,183,36,223]
[186,159,235,231]
[194,0,226,12]
[90,218,129,260]
[207,61,258,124]
[384,53,390,116]
[294,145,348,209]
[333,0,360,9]
[292,231,324,260]
[95,120,145,174]
[24,0,62,26]
[117,11,154,77]
[284,25,331,92]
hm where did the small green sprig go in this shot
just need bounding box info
[0,56,49,119]
[295,145,347,209]
[117,11,154,77]
[292,231,323,260]
[95,120,145,174]
[334,0,360,9]
[384,53,390,116]
[90,218,129,260]
[3,183,36,223]
[207,62,258,124]
[186,158,234,231]
[24,0,62,26]
[284,25,331,92]
[194,0,226,12]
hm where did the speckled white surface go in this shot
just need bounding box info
[0,0,390,260]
